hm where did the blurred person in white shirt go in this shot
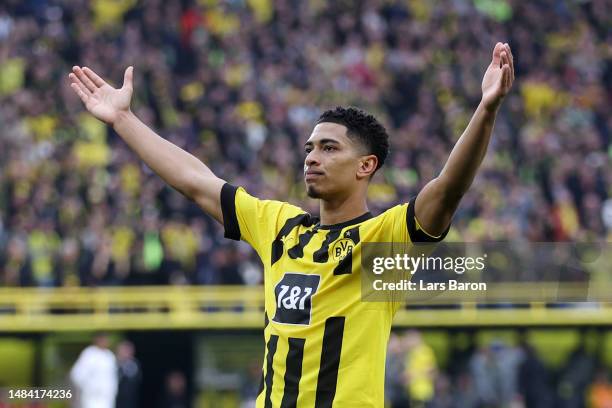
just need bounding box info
[70,332,118,408]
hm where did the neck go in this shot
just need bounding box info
[318,189,369,226]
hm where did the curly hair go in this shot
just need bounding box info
[316,106,389,173]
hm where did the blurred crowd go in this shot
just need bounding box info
[60,329,612,408]
[70,334,142,408]
[385,330,612,408]
[69,333,189,408]
[0,0,610,287]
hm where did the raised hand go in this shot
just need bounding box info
[481,42,515,112]
[68,66,134,125]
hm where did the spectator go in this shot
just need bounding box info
[557,341,596,408]
[589,370,612,408]
[386,332,410,408]
[469,340,522,407]
[240,359,262,408]
[517,340,554,408]
[69,332,118,408]
[453,371,479,408]
[115,340,142,408]
[429,374,456,408]
[159,371,189,408]
[403,330,437,407]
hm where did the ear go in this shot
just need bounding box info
[356,155,378,179]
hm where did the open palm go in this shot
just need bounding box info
[68,66,134,125]
[481,42,515,111]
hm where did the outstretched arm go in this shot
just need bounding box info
[68,66,226,223]
[415,42,515,236]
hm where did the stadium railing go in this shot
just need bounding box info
[0,285,611,331]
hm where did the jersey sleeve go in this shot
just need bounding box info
[220,183,306,261]
[375,196,451,315]
[376,196,450,244]
[406,196,451,243]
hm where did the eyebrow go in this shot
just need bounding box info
[304,138,341,148]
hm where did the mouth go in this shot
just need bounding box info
[304,170,324,181]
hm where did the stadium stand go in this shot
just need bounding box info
[0,0,609,287]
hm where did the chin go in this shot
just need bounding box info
[306,185,323,198]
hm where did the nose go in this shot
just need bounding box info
[305,150,320,168]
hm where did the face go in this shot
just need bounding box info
[303,123,375,199]
[117,342,134,360]
[94,334,110,349]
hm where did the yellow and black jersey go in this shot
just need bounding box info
[220,183,448,408]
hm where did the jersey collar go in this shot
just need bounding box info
[316,212,373,230]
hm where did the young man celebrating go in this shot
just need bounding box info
[69,42,514,407]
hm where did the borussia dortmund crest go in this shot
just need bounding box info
[331,238,354,261]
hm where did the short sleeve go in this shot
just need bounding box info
[370,196,449,244]
[406,196,450,243]
[220,183,306,261]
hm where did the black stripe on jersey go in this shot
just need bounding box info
[315,317,346,408]
[271,213,315,265]
[264,335,279,408]
[333,227,360,275]
[258,373,265,398]
[220,183,240,240]
[281,337,305,408]
[407,196,450,242]
[317,212,373,229]
[257,312,270,398]
[313,229,342,263]
[288,229,317,259]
